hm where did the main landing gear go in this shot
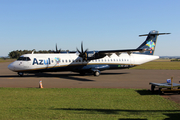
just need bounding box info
[79,71,100,76]
[93,71,100,76]
[80,72,86,76]
[18,72,24,77]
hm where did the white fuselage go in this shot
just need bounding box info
[8,53,159,73]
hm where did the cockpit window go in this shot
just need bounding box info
[17,57,31,61]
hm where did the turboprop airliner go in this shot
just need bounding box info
[8,30,170,76]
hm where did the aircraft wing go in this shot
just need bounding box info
[84,48,144,59]
[98,48,143,54]
[97,48,143,56]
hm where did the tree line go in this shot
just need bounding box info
[8,49,69,59]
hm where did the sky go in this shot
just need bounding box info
[0,0,180,56]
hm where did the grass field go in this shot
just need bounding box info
[0,88,180,120]
[1,59,180,119]
[131,61,180,70]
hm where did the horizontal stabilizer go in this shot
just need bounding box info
[139,33,170,37]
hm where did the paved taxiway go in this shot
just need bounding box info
[1,62,180,103]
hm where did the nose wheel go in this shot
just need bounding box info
[18,72,24,77]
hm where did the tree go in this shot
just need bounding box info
[8,49,63,59]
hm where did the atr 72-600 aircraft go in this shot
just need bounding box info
[8,30,170,76]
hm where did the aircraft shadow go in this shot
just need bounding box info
[118,118,147,120]
[0,73,94,82]
[35,72,94,82]
[101,72,129,75]
[51,107,180,113]
[136,90,155,95]
[0,72,129,82]
[136,89,180,96]
[50,108,180,120]
[50,108,180,119]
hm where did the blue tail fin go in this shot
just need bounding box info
[137,30,170,55]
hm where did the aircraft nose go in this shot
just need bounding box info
[8,63,15,71]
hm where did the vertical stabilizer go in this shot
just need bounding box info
[137,30,170,55]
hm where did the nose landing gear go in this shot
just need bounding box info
[18,72,24,77]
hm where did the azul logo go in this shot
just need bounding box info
[54,57,60,64]
[32,58,51,65]
[146,40,155,50]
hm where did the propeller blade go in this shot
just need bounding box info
[56,43,58,52]
[77,42,88,60]
[85,48,88,53]
[81,42,83,53]
[76,48,81,53]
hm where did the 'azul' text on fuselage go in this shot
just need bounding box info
[32,58,51,65]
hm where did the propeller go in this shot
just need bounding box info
[76,42,88,60]
[55,43,61,53]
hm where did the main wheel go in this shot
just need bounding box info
[94,71,100,76]
[151,85,155,93]
[18,72,24,77]
[158,88,162,95]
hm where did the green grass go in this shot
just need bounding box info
[131,61,180,70]
[0,88,179,120]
